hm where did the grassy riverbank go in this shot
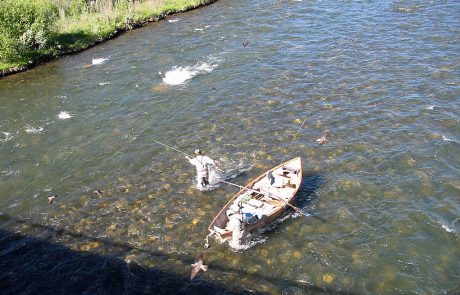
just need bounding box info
[0,0,216,76]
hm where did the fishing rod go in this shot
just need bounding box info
[153,139,191,157]
[154,139,224,173]
[280,116,307,164]
[219,180,311,218]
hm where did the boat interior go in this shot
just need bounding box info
[212,163,301,235]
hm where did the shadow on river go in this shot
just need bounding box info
[0,173,352,294]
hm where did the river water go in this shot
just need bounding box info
[1,0,459,294]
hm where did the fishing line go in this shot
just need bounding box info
[280,116,307,164]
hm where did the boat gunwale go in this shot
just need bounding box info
[207,157,302,234]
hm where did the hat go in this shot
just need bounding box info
[194,149,201,155]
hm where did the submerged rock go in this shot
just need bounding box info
[79,241,101,251]
[322,273,334,284]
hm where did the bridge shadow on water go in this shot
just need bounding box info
[0,174,355,295]
[0,221,257,295]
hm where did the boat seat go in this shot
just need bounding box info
[282,167,299,174]
[276,172,291,179]
[264,198,284,206]
[247,199,263,208]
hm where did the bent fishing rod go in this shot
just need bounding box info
[153,139,191,157]
[153,139,224,172]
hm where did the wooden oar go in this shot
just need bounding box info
[209,163,224,173]
[219,180,311,217]
[219,179,263,195]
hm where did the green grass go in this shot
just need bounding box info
[0,0,214,73]
[0,61,24,71]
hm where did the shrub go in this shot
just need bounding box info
[0,0,58,62]
[52,0,87,17]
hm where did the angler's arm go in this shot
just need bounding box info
[186,156,196,165]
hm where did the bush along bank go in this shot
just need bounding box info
[0,0,218,77]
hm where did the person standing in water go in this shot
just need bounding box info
[186,149,219,189]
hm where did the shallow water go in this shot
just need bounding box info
[1,0,459,293]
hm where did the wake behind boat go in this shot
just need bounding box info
[207,157,302,245]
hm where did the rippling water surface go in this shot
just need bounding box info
[1,0,459,294]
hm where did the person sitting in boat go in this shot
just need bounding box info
[254,171,284,193]
[186,149,219,189]
[226,208,248,247]
[226,195,262,226]
[267,171,286,188]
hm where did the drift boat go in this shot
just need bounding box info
[207,157,302,242]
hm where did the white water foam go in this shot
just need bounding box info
[221,199,304,251]
[92,57,109,65]
[226,211,302,251]
[441,223,454,233]
[220,164,253,184]
[24,125,44,134]
[437,219,457,234]
[58,111,72,120]
[98,81,111,86]
[200,162,253,191]
[1,170,20,177]
[1,132,13,142]
[425,105,435,110]
[228,236,267,251]
[162,61,218,85]
[168,19,179,23]
[442,135,457,142]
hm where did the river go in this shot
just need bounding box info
[0,0,459,294]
